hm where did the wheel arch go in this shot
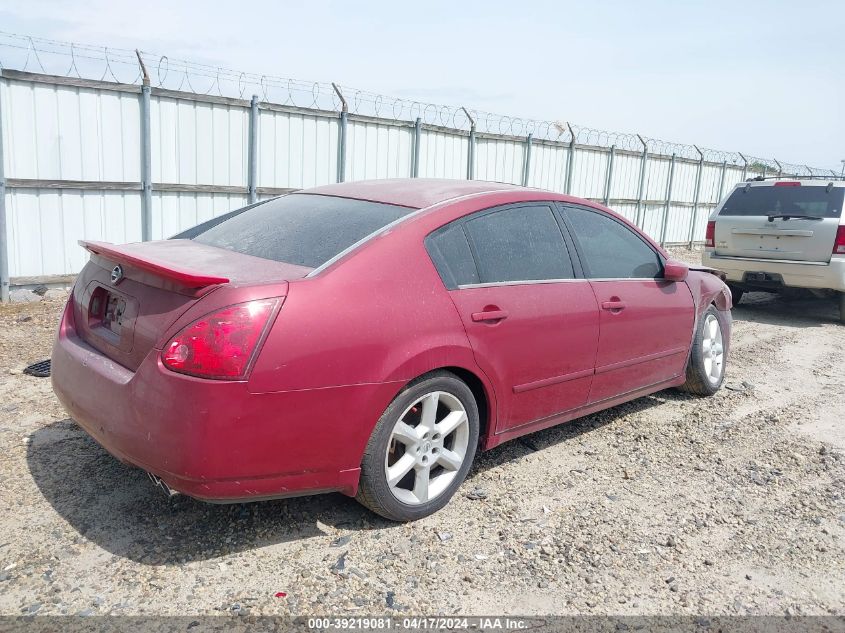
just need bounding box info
[387,364,497,449]
[440,366,493,445]
[687,270,732,314]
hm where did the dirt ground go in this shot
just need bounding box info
[1,246,844,617]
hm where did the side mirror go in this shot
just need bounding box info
[663,259,689,282]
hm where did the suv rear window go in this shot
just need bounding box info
[190,194,414,268]
[719,185,845,218]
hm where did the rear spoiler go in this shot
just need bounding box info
[79,240,230,287]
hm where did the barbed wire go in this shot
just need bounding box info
[0,31,837,175]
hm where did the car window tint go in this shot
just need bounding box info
[464,205,574,283]
[426,225,479,288]
[191,194,414,268]
[719,185,844,218]
[566,206,662,279]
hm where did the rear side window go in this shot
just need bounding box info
[720,185,844,218]
[191,194,414,268]
[464,205,574,283]
[565,206,662,279]
[426,225,479,288]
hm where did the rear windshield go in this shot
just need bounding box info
[189,194,415,268]
[719,185,844,218]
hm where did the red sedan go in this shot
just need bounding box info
[52,179,732,521]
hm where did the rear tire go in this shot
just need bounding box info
[679,305,728,396]
[356,371,479,522]
[727,283,744,306]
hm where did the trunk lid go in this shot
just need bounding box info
[71,240,312,371]
[714,183,844,263]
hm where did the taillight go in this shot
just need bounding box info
[162,298,280,379]
[705,221,716,248]
[834,226,845,255]
[774,181,801,187]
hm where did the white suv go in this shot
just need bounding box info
[702,177,845,322]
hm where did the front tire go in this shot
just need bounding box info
[679,305,727,396]
[356,371,479,521]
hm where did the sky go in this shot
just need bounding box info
[0,0,842,170]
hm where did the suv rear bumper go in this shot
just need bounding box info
[703,251,845,292]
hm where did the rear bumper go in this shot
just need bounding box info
[50,302,402,502]
[703,251,845,292]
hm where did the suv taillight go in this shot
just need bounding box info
[705,221,716,248]
[835,226,845,255]
[162,298,280,379]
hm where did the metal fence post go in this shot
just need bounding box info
[137,51,153,242]
[634,134,648,227]
[660,153,676,246]
[522,133,533,186]
[687,145,705,249]
[332,83,348,183]
[0,77,8,302]
[717,160,728,201]
[411,117,421,177]
[603,145,616,205]
[467,126,475,180]
[738,152,748,182]
[565,123,576,194]
[337,111,348,182]
[247,95,259,203]
[463,107,476,180]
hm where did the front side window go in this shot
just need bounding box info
[464,205,574,284]
[565,206,662,279]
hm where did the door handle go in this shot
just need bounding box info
[471,309,509,323]
[601,300,626,312]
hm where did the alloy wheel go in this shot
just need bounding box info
[702,313,724,384]
[383,391,470,505]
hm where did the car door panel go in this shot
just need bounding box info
[588,279,694,402]
[426,202,600,434]
[559,203,696,402]
[449,282,599,431]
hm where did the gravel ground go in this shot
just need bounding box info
[1,247,844,617]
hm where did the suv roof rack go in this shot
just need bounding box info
[745,175,845,182]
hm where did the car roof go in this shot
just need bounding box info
[298,178,531,209]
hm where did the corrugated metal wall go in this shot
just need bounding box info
[417,129,467,180]
[258,107,339,189]
[1,70,767,282]
[150,96,247,188]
